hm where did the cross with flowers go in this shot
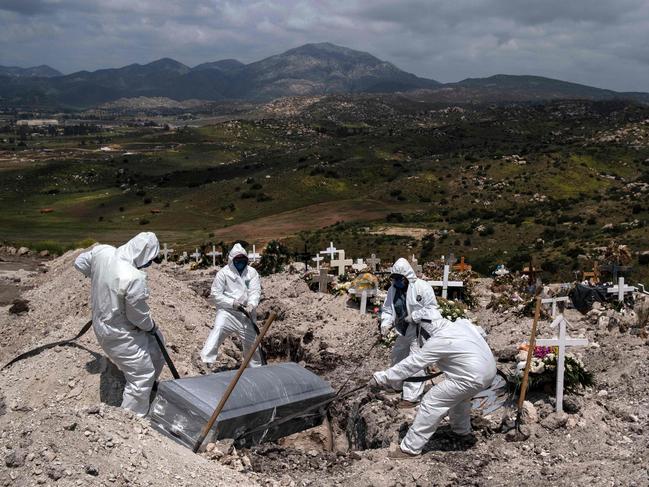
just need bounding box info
[536,314,588,413]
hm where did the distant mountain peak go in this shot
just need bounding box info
[0,64,62,78]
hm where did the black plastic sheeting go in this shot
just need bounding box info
[149,363,335,450]
[569,284,610,313]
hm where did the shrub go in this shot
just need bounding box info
[257,240,290,276]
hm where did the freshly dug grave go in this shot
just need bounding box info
[1,251,648,487]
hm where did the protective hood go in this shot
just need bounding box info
[116,232,160,268]
[228,243,248,264]
[390,258,418,283]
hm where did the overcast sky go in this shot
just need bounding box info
[1,0,648,91]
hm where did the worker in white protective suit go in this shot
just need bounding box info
[370,309,497,458]
[200,243,263,367]
[74,232,165,417]
[380,258,439,408]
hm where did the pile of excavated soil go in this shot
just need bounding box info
[1,250,648,486]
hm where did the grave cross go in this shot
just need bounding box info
[178,251,189,264]
[582,262,600,284]
[541,296,570,318]
[523,259,538,286]
[206,245,222,267]
[330,250,353,276]
[607,277,637,303]
[410,255,423,276]
[352,258,367,272]
[349,287,378,315]
[320,242,338,260]
[453,256,472,273]
[366,254,381,273]
[190,248,202,263]
[600,263,630,283]
[311,255,324,272]
[536,314,589,413]
[317,269,334,293]
[429,264,464,299]
[161,243,174,262]
[248,245,261,263]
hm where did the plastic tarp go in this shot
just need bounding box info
[569,284,609,313]
[149,362,335,449]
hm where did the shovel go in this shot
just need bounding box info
[504,295,542,441]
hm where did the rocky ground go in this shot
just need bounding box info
[1,248,648,486]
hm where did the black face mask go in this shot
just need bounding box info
[137,260,153,269]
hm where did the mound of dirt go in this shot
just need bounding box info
[1,251,648,486]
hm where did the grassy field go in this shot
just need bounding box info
[1,98,648,282]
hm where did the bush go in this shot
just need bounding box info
[257,240,290,276]
[139,218,150,225]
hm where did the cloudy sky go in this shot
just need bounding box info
[1,0,648,91]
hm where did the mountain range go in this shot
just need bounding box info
[1,42,647,108]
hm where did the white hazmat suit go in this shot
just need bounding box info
[200,243,263,367]
[74,232,164,417]
[374,310,497,455]
[380,258,438,402]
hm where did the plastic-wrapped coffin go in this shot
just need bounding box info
[149,362,335,449]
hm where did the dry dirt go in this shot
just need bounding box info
[1,249,648,487]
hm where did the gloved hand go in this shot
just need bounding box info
[404,314,415,324]
[245,303,255,314]
[380,322,392,337]
[367,377,382,393]
[233,297,246,310]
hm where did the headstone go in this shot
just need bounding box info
[206,245,222,267]
[320,242,337,261]
[607,277,637,303]
[330,250,353,276]
[311,255,324,272]
[536,314,589,413]
[429,264,463,299]
[317,269,334,293]
[366,254,381,272]
[248,245,261,263]
[453,256,472,273]
[161,243,174,262]
[541,296,570,318]
[351,258,367,272]
[191,248,202,263]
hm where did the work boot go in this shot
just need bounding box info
[397,399,419,409]
[387,447,419,459]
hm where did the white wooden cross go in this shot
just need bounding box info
[320,242,338,260]
[178,251,189,264]
[206,245,222,267]
[311,255,324,272]
[410,254,423,276]
[541,296,570,318]
[317,269,334,293]
[161,243,174,262]
[429,264,463,299]
[330,250,353,276]
[190,248,202,263]
[536,314,589,413]
[366,254,381,272]
[349,287,377,314]
[351,258,367,272]
[607,277,637,303]
[247,245,261,263]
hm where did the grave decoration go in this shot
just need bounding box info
[436,297,467,322]
[347,273,380,314]
[161,243,175,262]
[488,272,546,318]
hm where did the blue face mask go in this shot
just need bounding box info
[233,259,247,273]
[137,260,152,270]
[393,278,406,290]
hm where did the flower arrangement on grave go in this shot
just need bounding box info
[510,344,594,393]
[487,272,548,318]
[346,273,379,302]
[437,297,467,322]
[333,279,351,296]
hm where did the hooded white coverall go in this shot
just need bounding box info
[200,243,263,367]
[380,258,439,402]
[74,232,164,417]
[374,311,497,455]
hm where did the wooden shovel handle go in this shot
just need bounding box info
[518,296,542,410]
[192,311,277,453]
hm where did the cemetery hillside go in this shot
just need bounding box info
[1,42,649,487]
